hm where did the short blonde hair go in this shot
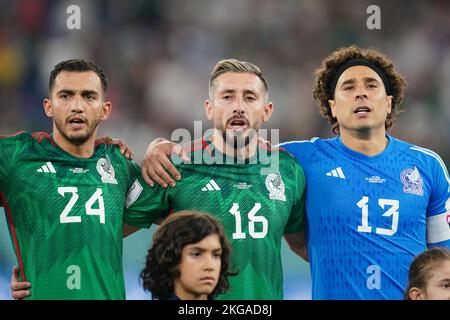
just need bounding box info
[209,59,268,100]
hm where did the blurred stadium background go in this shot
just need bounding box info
[1,0,449,299]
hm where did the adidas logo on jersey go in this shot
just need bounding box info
[37,162,56,173]
[202,179,221,191]
[326,167,345,179]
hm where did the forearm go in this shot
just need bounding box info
[122,224,141,238]
[284,232,309,262]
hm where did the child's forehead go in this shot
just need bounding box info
[428,260,450,279]
[183,234,222,250]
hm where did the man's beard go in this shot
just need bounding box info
[221,128,257,149]
[54,117,99,146]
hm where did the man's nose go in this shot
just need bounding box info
[71,96,84,112]
[355,85,368,100]
[233,98,245,115]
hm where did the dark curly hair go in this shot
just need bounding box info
[313,45,407,133]
[140,210,235,299]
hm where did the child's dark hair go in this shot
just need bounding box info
[140,211,235,299]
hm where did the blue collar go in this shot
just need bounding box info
[335,135,396,162]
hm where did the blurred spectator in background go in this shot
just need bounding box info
[1,0,449,164]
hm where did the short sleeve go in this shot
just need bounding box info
[284,160,306,234]
[123,175,171,228]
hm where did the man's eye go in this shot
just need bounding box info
[343,86,353,91]
[245,96,256,101]
[223,96,232,100]
[368,84,378,88]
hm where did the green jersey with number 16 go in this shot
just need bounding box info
[125,137,306,300]
[0,131,140,299]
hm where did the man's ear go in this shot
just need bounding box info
[101,101,112,121]
[262,102,273,122]
[386,95,393,115]
[204,99,213,120]
[43,98,53,118]
[329,100,336,118]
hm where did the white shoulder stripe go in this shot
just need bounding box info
[278,137,319,148]
[410,146,450,187]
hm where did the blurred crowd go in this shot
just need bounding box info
[1,0,449,164]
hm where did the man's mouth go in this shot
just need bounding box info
[68,117,87,129]
[353,106,371,115]
[227,117,248,130]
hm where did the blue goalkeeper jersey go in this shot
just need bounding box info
[280,135,450,300]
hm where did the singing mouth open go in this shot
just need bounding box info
[353,106,371,114]
[227,117,249,130]
[68,116,87,129]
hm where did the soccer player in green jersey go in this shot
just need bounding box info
[123,59,307,300]
[1,59,140,299]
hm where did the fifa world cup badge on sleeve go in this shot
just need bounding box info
[125,179,143,208]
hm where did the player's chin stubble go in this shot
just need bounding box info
[222,130,251,149]
[55,118,99,146]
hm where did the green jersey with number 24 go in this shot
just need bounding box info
[0,132,139,299]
